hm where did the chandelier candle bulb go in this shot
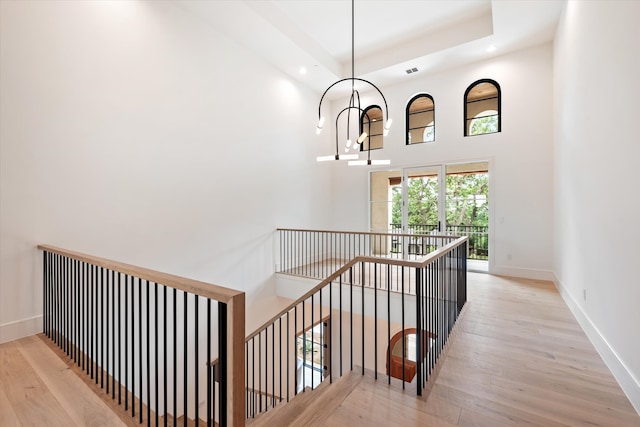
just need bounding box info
[317,155,337,162]
[357,132,368,144]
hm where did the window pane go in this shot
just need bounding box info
[362,106,384,150]
[464,80,500,136]
[407,95,435,145]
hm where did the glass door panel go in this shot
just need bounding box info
[370,170,401,255]
[445,162,489,266]
[403,166,444,256]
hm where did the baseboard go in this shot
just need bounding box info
[0,315,42,344]
[553,274,640,415]
[490,265,555,281]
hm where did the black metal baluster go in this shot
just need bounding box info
[146,280,150,427]
[218,302,227,427]
[328,281,332,383]
[286,312,290,402]
[271,323,275,407]
[350,267,353,371]
[387,264,391,384]
[294,306,297,396]
[302,300,305,391]
[73,259,77,363]
[361,263,365,375]
[125,275,129,411]
[279,317,282,402]
[401,267,405,389]
[131,275,135,417]
[100,267,104,389]
[90,264,94,381]
[258,331,262,412]
[246,341,249,418]
[111,270,115,398]
[194,294,199,425]
[339,273,343,378]
[173,288,177,426]
[374,263,378,380]
[207,299,211,427]
[82,262,86,373]
[183,291,187,427]
[106,268,110,395]
[319,288,323,384]
[64,257,68,356]
[164,285,167,427]
[311,294,314,388]
[43,252,48,337]
[51,253,55,344]
[139,278,143,423]
[416,268,422,396]
[118,273,122,405]
[252,337,255,416]
[154,282,158,427]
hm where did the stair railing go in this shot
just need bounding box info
[245,234,467,419]
[39,245,245,427]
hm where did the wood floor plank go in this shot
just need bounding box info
[0,384,20,427]
[0,340,76,427]
[16,335,127,427]
[329,381,458,427]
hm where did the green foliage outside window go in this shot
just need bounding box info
[391,173,488,229]
[469,115,498,135]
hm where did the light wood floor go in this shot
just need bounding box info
[248,273,639,426]
[2,274,639,426]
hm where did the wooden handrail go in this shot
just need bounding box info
[276,227,461,240]
[246,236,468,342]
[38,244,243,303]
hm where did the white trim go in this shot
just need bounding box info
[490,265,555,281]
[553,274,640,415]
[0,315,42,344]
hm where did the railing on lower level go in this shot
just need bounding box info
[277,228,458,280]
[390,223,488,260]
[39,245,245,427]
[246,236,467,419]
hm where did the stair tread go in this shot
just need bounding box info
[247,371,364,426]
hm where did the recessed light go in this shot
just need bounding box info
[487,45,497,53]
[299,67,307,75]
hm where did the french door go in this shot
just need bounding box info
[370,162,489,263]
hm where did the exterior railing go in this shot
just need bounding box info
[247,232,467,419]
[39,245,245,427]
[390,223,488,260]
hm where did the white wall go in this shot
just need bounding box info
[327,44,555,280]
[0,1,333,342]
[553,0,640,411]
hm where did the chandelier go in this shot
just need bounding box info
[315,0,391,166]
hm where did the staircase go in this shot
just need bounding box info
[246,372,364,426]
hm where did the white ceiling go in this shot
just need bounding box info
[177,0,565,97]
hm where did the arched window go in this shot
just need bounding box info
[464,79,501,136]
[360,105,383,151]
[406,94,435,145]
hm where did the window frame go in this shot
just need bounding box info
[463,78,501,137]
[406,93,435,145]
[360,104,384,151]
